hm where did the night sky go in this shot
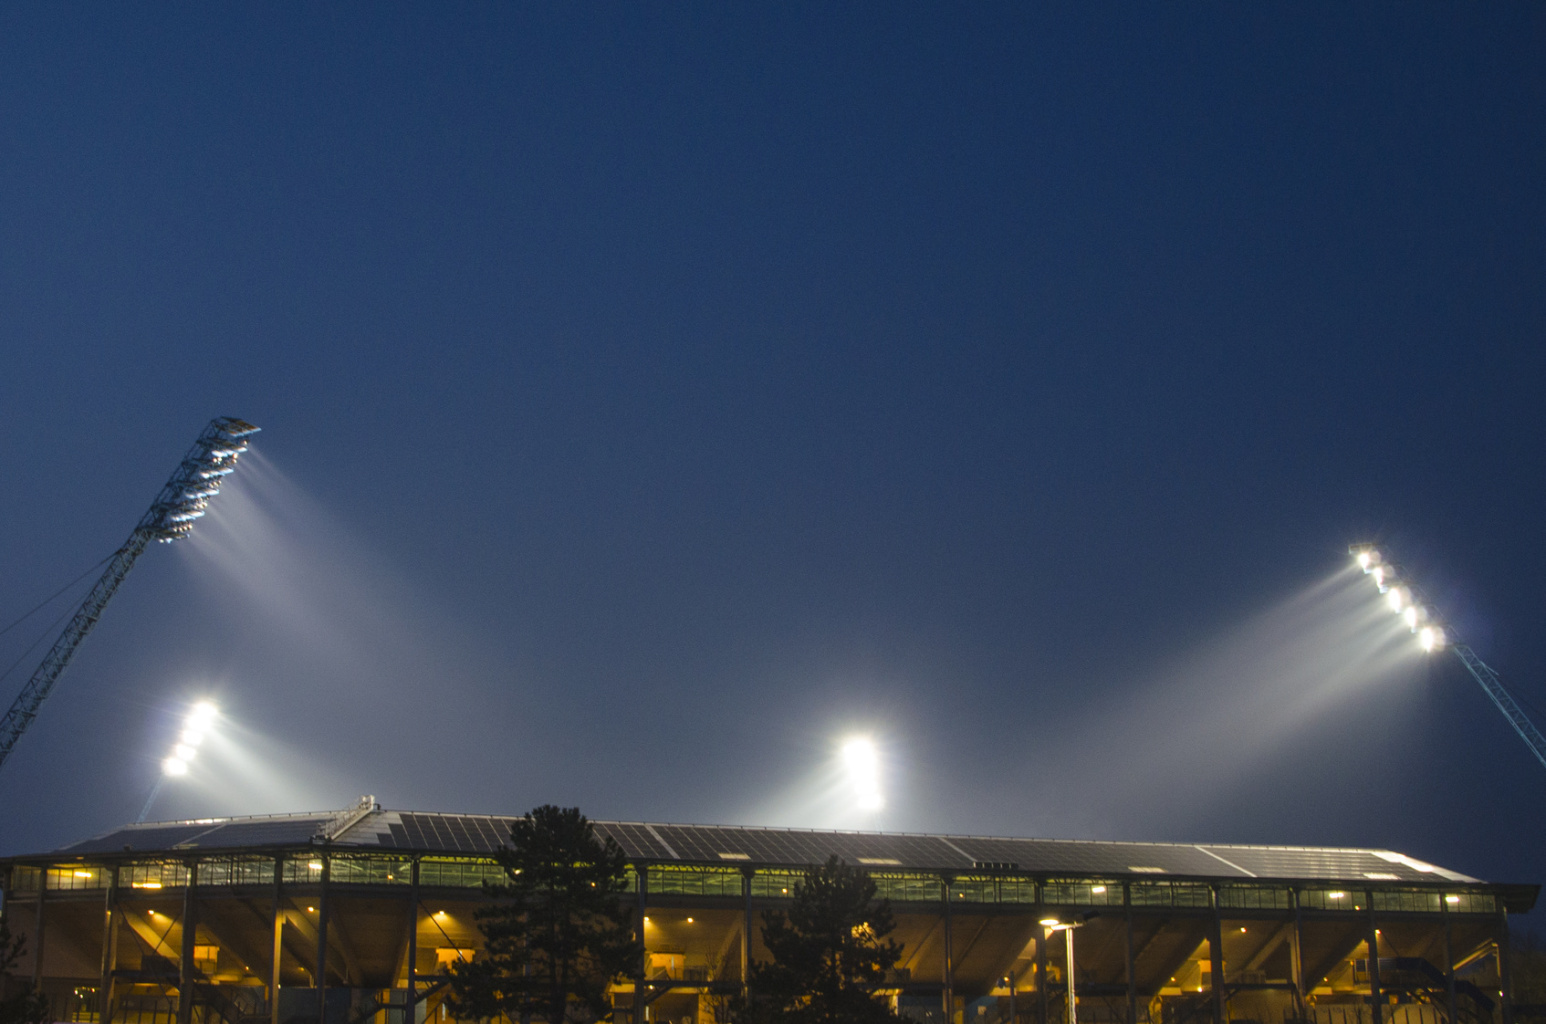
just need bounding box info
[3,6,1545,900]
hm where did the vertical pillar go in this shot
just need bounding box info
[1496,905,1514,1024]
[1208,886,1225,1024]
[178,861,199,1024]
[635,865,648,1024]
[100,865,119,1024]
[1008,966,1018,1024]
[31,870,46,987]
[405,860,419,1024]
[1036,914,1049,1024]
[270,857,284,1024]
[740,868,753,996]
[1124,884,1136,1024]
[942,877,955,1024]
[1365,892,1383,1024]
[1290,890,1305,1012]
[315,857,331,1024]
[1441,894,1456,1024]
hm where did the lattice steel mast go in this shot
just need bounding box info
[0,417,260,773]
[1350,544,1546,772]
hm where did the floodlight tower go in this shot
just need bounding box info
[0,417,260,774]
[1349,544,1546,772]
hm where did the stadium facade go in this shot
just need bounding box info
[1,799,1535,1024]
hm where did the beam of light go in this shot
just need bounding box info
[1003,566,1424,840]
[841,736,885,812]
[174,451,526,813]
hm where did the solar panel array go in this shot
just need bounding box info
[43,809,1478,884]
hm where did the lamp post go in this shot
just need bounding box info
[1040,919,1088,1024]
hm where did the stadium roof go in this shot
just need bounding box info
[32,807,1487,887]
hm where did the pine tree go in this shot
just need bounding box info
[0,916,48,1024]
[742,856,906,1024]
[448,806,640,1024]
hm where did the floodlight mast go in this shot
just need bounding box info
[0,417,259,774]
[1349,544,1546,773]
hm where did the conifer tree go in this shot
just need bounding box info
[0,916,48,1024]
[742,855,905,1024]
[448,806,640,1024]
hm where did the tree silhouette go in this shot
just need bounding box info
[0,916,48,1024]
[741,856,906,1024]
[448,806,640,1024]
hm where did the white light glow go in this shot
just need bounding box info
[840,737,884,811]
[174,744,197,762]
[1402,606,1419,630]
[1385,587,1407,612]
[187,701,219,726]
[163,757,188,776]
[1419,626,1444,652]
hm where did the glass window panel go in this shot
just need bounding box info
[46,866,109,891]
[750,870,804,898]
[872,874,942,903]
[1371,889,1441,913]
[1299,889,1359,911]
[196,858,274,887]
[650,867,743,898]
[1219,886,1290,910]
[121,861,190,890]
[1042,879,1123,907]
[1442,892,1496,915]
[950,877,997,903]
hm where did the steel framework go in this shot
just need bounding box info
[1451,642,1546,771]
[0,416,260,773]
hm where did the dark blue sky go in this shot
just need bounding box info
[3,5,1545,895]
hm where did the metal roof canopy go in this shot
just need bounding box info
[21,806,1529,901]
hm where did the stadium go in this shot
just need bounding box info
[0,797,1534,1024]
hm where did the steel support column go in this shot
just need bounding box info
[635,865,648,1024]
[99,866,119,1024]
[1008,966,1018,1024]
[1209,887,1225,1024]
[1497,905,1514,1024]
[406,859,420,1024]
[178,862,199,1024]
[1441,895,1456,1024]
[1036,916,1049,1024]
[741,867,753,998]
[1366,892,1383,1024]
[943,878,955,1024]
[1290,890,1305,1013]
[271,857,284,1024]
[316,857,331,1024]
[1124,885,1136,1024]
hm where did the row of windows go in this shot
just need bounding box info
[4,861,1499,915]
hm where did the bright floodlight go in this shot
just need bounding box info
[156,699,218,779]
[1419,626,1444,652]
[841,737,884,811]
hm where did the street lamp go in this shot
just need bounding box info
[1040,916,1094,1024]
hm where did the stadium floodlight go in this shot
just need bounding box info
[840,736,884,812]
[140,699,220,819]
[0,418,259,775]
[1349,544,1546,772]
